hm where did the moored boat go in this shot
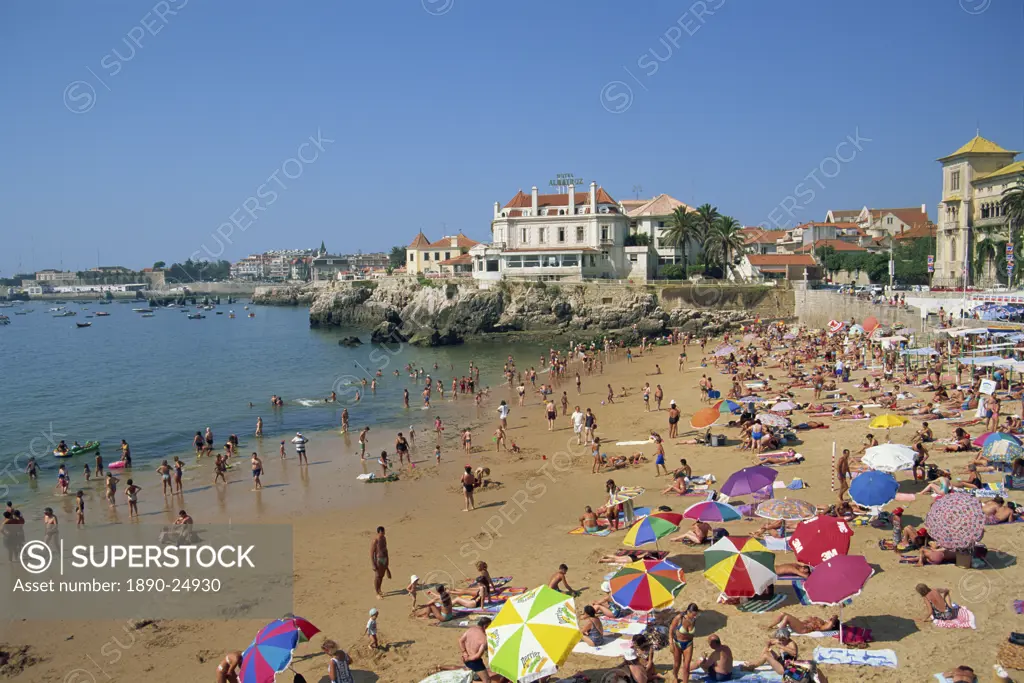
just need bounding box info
[76,322,92,328]
[53,440,101,457]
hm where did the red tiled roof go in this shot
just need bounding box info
[894,223,937,240]
[741,228,783,244]
[870,207,931,227]
[439,253,473,265]
[409,232,430,249]
[503,187,618,209]
[747,254,817,267]
[794,240,866,253]
[426,233,479,249]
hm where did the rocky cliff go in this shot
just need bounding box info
[299,280,757,346]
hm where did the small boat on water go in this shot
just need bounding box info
[228,312,235,318]
[53,311,77,317]
[187,314,206,319]
[0,315,10,325]
[13,312,27,316]
[76,322,92,328]
[248,312,256,318]
[95,311,110,317]
[53,440,100,458]
[141,313,155,318]
[49,306,65,312]
[244,305,250,310]
[132,308,154,313]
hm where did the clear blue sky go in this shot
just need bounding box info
[1,0,1021,274]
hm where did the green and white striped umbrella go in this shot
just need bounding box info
[486,586,581,682]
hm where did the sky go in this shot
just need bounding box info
[1,0,1021,274]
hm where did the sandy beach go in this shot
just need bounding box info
[2,334,1022,683]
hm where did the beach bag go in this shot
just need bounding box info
[782,661,816,683]
[839,626,873,645]
[713,527,730,543]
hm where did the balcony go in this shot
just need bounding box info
[599,238,615,246]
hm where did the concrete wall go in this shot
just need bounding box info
[163,282,258,295]
[657,283,794,318]
[794,289,925,330]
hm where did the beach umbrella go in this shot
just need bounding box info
[982,439,1024,464]
[863,316,879,333]
[703,536,776,598]
[868,414,909,430]
[862,444,916,472]
[770,401,797,413]
[924,491,985,551]
[239,619,301,683]
[683,500,742,522]
[790,516,853,566]
[721,466,777,497]
[608,486,646,505]
[754,412,790,428]
[714,345,736,357]
[755,498,817,523]
[487,586,580,683]
[713,399,742,414]
[827,320,845,334]
[848,324,866,336]
[623,512,683,548]
[736,396,762,404]
[609,558,686,612]
[849,471,899,507]
[419,672,473,683]
[972,431,1021,448]
[287,616,321,643]
[690,407,722,430]
[803,555,873,645]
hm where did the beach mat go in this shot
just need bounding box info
[737,594,787,613]
[568,507,650,535]
[465,576,512,588]
[933,606,976,629]
[812,647,897,668]
[615,440,653,446]
[1015,599,1024,615]
[602,615,650,636]
[688,668,782,682]
[572,634,633,657]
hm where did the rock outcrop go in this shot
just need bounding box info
[304,280,756,346]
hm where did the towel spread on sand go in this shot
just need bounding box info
[688,668,782,682]
[1015,599,1024,615]
[572,634,634,657]
[737,593,787,613]
[932,606,976,629]
[602,612,650,635]
[812,647,898,667]
[615,440,653,446]
[793,630,839,638]
[763,537,791,552]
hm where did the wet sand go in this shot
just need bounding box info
[2,338,1022,683]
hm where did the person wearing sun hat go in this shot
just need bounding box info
[407,574,420,609]
[891,507,905,551]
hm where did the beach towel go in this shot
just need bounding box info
[812,647,898,668]
[792,583,852,607]
[1015,599,1024,615]
[763,537,791,552]
[787,479,806,490]
[933,606,976,629]
[466,576,512,588]
[567,525,612,536]
[602,612,650,635]
[615,440,653,446]
[894,492,917,502]
[571,634,633,657]
[737,594,787,613]
[793,630,839,639]
[688,670,782,682]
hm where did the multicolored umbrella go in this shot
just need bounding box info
[868,414,909,430]
[487,586,580,683]
[849,471,899,508]
[802,555,873,645]
[623,512,682,547]
[721,466,777,497]
[714,345,736,357]
[924,491,985,550]
[790,516,853,565]
[754,412,790,428]
[239,619,301,683]
[288,616,321,643]
[608,486,646,505]
[609,558,686,612]
[827,320,846,334]
[862,444,916,472]
[755,498,817,522]
[703,536,776,598]
[770,401,797,413]
[683,500,742,522]
[713,399,742,414]
[982,438,1024,464]
[972,431,1021,448]
[690,407,723,430]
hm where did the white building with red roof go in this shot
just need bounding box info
[406,232,479,276]
[471,182,645,282]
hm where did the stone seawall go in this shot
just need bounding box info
[794,289,924,330]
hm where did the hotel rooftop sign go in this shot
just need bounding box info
[548,173,584,190]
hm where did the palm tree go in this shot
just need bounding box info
[694,203,720,274]
[705,215,745,278]
[999,187,1024,287]
[662,207,699,270]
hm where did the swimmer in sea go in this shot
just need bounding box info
[255,416,263,437]
[341,408,350,433]
[156,460,173,496]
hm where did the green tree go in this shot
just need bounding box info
[153,261,166,269]
[693,203,721,275]
[704,215,745,276]
[624,233,651,246]
[662,207,699,267]
[660,263,685,280]
[389,246,408,269]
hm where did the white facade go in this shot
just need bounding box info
[473,182,635,282]
[624,194,699,270]
[35,270,77,282]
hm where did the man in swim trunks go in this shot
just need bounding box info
[459,617,492,682]
[371,526,391,598]
[215,650,242,683]
[696,635,734,682]
[461,466,477,512]
[547,563,577,595]
[359,427,369,459]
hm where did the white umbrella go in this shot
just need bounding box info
[862,444,916,472]
[754,413,790,428]
[770,401,797,413]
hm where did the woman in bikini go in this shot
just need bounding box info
[915,584,958,622]
[766,613,839,634]
[669,604,699,682]
[415,584,456,623]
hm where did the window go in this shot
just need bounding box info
[434,252,441,261]
[506,256,522,268]
[409,253,414,262]
[589,255,596,267]
[521,228,529,243]
[558,227,566,243]
[543,255,559,267]
[486,259,499,272]
[657,220,665,228]
[523,256,541,268]
[538,228,547,244]
[445,252,451,261]
[628,253,638,263]
[576,226,585,242]
[886,217,893,225]
[601,250,609,260]
[424,253,430,261]
[951,170,961,192]
[562,254,579,267]
[600,225,610,242]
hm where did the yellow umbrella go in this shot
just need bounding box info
[868,414,909,429]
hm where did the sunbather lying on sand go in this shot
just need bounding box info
[917,543,956,566]
[759,449,803,465]
[775,562,812,578]
[671,520,712,544]
[765,613,840,634]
